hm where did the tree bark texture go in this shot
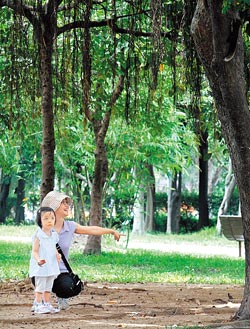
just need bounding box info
[0,1,57,201]
[198,130,209,229]
[84,75,124,254]
[145,164,156,232]
[191,0,250,320]
[0,175,11,223]
[38,9,57,201]
[15,174,25,224]
[84,120,109,254]
[40,40,55,201]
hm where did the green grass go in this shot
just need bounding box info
[71,250,244,284]
[0,229,245,284]
[0,225,245,285]
[0,224,36,237]
[0,242,31,280]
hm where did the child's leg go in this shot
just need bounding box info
[43,291,51,303]
[35,291,43,303]
[34,276,46,303]
[43,276,60,313]
[33,277,51,313]
[43,275,56,303]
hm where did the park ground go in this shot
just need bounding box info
[1,278,250,329]
[1,233,250,328]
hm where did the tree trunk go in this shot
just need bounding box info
[15,174,25,224]
[198,130,209,229]
[5,3,56,202]
[81,1,125,253]
[84,120,108,254]
[84,75,124,254]
[0,2,57,203]
[38,22,56,201]
[166,172,182,234]
[0,174,11,223]
[191,0,250,319]
[145,164,155,232]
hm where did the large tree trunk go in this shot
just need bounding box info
[38,14,56,201]
[198,130,209,229]
[82,2,125,254]
[191,0,250,320]
[84,74,124,255]
[1,2,57,201]
[84,120,109,254]
[40,42,55,200]
[84,75,124,254]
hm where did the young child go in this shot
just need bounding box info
[29,207,61,314]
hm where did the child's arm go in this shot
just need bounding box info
[56,250,61,263]
[32,237,46,266]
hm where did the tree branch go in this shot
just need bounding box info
[100,74,125,138]
[57,154,87,183]
[0,0,38,26]
[1,1,172,41]
[57,18,172,40]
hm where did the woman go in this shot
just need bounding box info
[41,190,123,310]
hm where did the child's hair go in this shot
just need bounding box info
[36,207,56,228]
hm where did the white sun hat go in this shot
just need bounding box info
[41,191,72,212]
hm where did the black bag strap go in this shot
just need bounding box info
[56,243,73,274]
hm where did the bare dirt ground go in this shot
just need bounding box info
[0,279,248,329]
[1,234,249,328]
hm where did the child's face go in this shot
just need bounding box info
[41,211,56,229]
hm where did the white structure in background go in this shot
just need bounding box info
[24,204,36,222]
[132,186,145,235]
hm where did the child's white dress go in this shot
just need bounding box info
[29,227,60,278]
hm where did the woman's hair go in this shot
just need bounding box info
[36,207,56,228]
